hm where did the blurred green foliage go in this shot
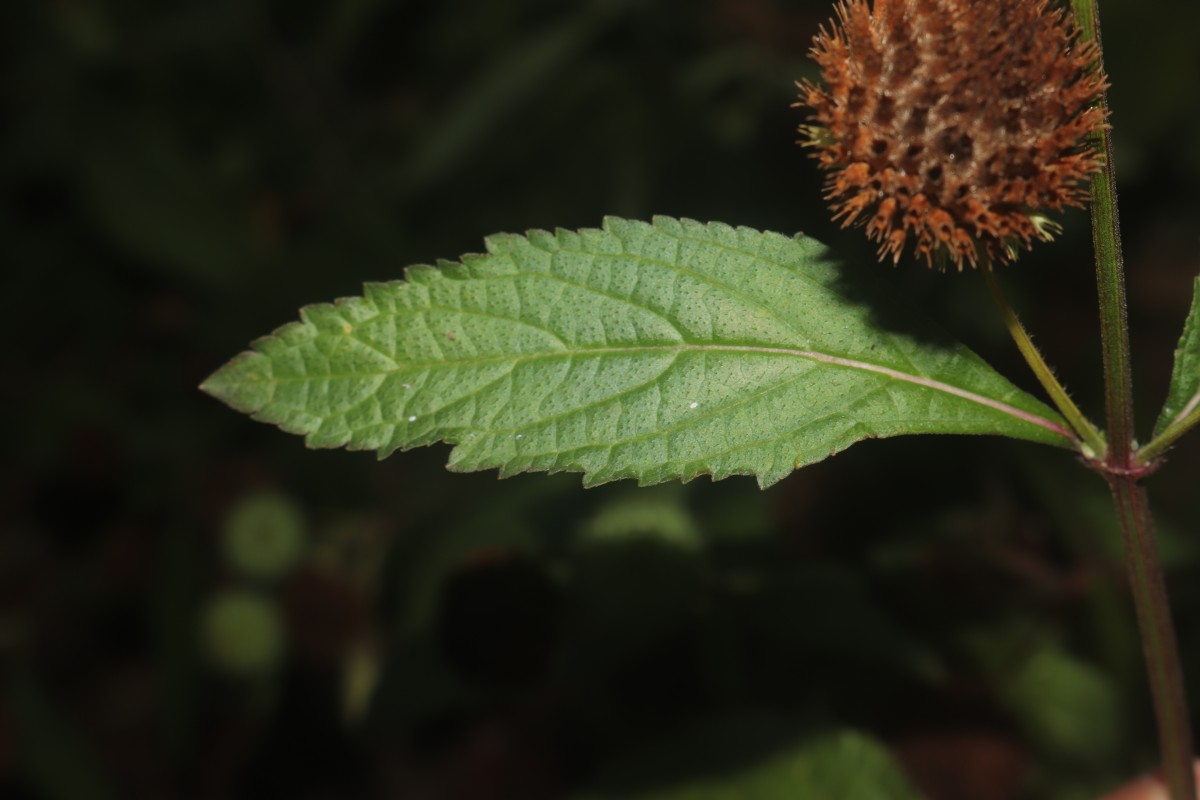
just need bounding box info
[575,726,923,799]
[3,0,1200,798]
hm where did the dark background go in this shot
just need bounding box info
[4,0,1200,798]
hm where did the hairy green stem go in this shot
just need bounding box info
[1108,476,1195,799]
[982,268,1106,457]
[1071,1,1135,466]
[1071,0,1196,796]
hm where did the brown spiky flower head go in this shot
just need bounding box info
[799,0,1108,269]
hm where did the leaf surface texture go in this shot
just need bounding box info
[203,217,1070,486]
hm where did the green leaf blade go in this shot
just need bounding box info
[1154,276,1200,438]
[203,217,1071,487]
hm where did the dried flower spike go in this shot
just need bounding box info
[799,0,1108,269]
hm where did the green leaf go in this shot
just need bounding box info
[1154,276,1200,438]
[203,217,1071,487]
[574,726,923,800]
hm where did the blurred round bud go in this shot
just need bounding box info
[200,590,285,675]
[222,492,305,581]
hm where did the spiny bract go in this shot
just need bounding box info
[799,0,1108,269]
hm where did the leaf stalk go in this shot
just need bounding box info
[1138,406,1200,465]
[982,267,1106,458]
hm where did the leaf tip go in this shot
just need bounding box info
[200,351,275,414]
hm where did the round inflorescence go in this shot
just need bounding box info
[799,0,1108,269]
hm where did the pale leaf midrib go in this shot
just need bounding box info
[250,342,1069,440]
[1168,391,1200,430]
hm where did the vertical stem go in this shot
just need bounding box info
[1071,1,1197,796]
[1070,0,1135,466]
[1108,477,1195,800]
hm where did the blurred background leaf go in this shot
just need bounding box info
[574,723,922,799]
